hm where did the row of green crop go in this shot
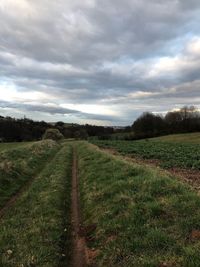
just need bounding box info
[0,144,72,267]
[0,140,60,209]
[92,140,200,169]
[77,142,200,267]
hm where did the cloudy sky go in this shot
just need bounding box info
[0,0,200,125]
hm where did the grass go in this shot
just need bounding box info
[0,141,34,152]
[0,140,60,209]
[0,144,72,267]
[92,140,200,170]
[150,132,200,143]
[77,142,200,267]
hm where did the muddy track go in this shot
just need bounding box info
[0,149,61,220]
[71,148,88,267]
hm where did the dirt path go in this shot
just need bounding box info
[71,148,87,267]
[0,150,60,220]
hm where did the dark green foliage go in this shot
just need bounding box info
[0,116,49,142]
[92,140,200,170]
[132,106,200,140]
[43,128,64,141]
[0,115,115,141]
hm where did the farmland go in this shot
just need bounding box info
[0,138,200,266]
[92,138,200,170]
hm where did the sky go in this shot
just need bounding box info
[0,0,200,126]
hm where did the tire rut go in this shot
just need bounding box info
[71,147,87,267]
[0,148,61,220]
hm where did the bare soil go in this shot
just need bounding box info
[71,148,87,267]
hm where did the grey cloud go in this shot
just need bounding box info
[1,0,200,65]
[0,100,80,115]
[0,0,200,124]
[0,100,117,122]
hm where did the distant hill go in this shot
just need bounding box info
[149,132,200,143]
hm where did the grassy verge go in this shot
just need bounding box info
[92,140,200,170]
[0,140,59,209]
[0,144,72,267]
[0,141,35,152]
[77,142,200,267]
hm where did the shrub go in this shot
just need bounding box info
[43,128,64,141]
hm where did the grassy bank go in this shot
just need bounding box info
[77,142,200,267]
[0,141,34,152]
[0,140,59,209]
[0,144,72,267]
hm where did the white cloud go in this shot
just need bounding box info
[0,81,50,102]
[186,36,200,56]
[147,37,200,78]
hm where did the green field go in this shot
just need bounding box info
[0,139,200,266]
[92,138,200,170]
[150,132,200,143]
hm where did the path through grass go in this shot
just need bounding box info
[0,144,72,267]
[0,140,59,209]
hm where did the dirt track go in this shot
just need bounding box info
[71,148,87,267]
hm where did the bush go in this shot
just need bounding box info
[43,128,64,141]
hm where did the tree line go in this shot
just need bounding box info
[0,105,199,142]
[0,116,114,142]
[132,106,200,139]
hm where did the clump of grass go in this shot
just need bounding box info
[0,140,59,209]
[0,144,72,267]
[77,142,200,267]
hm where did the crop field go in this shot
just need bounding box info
[0,138,200,266]
[92,139,200,170]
